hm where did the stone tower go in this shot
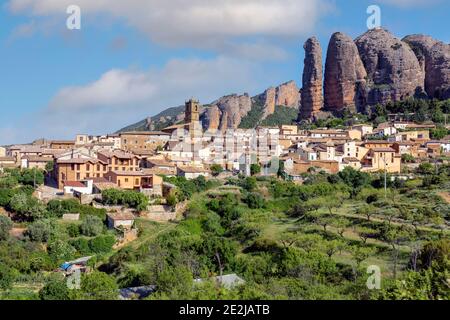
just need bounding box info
[185,98,200,123]
[300,37,323,120]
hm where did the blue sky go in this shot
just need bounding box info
[0,0,449,144]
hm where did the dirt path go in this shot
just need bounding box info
[438,192,450,204]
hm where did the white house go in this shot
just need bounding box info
[63,180,94,195]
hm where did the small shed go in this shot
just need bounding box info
[107,213,135,229]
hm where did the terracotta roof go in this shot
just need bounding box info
[93,182,117,191]
[363,140,392,144]
[107,213,135,221]
[147,159,176,167]
[178,166,209,173]
[309,130,348,135]
[0,156,16,161]
[371,148,396,152]
[64,181,86,188]
[142,168,176,176]
[22,156,53,162]
[343,157,360,163]
[108,170,153,177]
[120,131,170,136]
[98,150,137,159]
[50,140,75,144]
[57,158,101,164]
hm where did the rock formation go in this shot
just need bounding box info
[403,34,450,99]
[262,81,301,118]
[262,87,277,117]
[355,29,425,105]
[324,32,368,113]
[204,94,252,132]
[300,37,323,119]
[204,105,221,131]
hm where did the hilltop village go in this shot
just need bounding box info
[0,28,449,300]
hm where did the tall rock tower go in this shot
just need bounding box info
[300,37,323,120]
[324,32,368,113]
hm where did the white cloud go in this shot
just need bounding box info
[0,56,272,144]
[7,0,331,51]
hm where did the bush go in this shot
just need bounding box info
[102,189,148,211]
[70,238,92,255]
[250,164,261,176]
[66,224,81,238]
[8,192,46,221]
[0,265,15,290]
[39,278,70,300]
[210,164,224,177]
[26,220,54,243]
[0,216,13,241]
[80,216,104,237]
[244,192,265,209]
[89,234,116,254]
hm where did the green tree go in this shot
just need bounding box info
[350,246,376,270]
[152,266,194,300]
[250,164,261,176]
[0,216,13,241]
[356,204,377,221]
[0,265,15,291]
[430,127,448,140]
[8,193,46,221]
[26,219,54,242]
[80,215,104,237]
[45,161,54,174]
[417,162,434,175]
[354,226,377,244]
[401,154,415,163]
[244,192,265,209]
[39,278,70,300]
[77,271,118,300]
[210,164,224,177]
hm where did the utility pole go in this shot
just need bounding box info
[383,157,387,200]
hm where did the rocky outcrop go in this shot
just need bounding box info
[204,105,221,131]
[204,94,252,132]
[403,34,450,99]
[262,87,277,117]
[355,29,425,105]
[262,81,301,118]
[276,81,301,108]
[324,32,368,113]
[300,37,323,119]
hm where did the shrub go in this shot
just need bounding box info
[244,192,265,209]
[89,234,116,254]
[80,216,104,237]
[26,220,54,243]
[0,216,13,241]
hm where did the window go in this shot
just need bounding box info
[125,178,129,182]
[86,164,90,171]
[76,173,80,180]
[71,164,75,170]
[135,178,139,185]
[97,164,100,171]
[122,167,126,171]
[77,164,81,171]
[86,173,90,178]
